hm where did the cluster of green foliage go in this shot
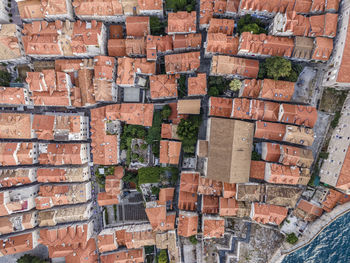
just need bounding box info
[251,151,262,161]
[177,115,202,155]
[104,209,109,225]
[229,79,242,92]
[161,104,172,120]
[330,111,341,128]
[258,56,303,82]
[189,235,198,245]
[150,17,167,36]
[17,255,47,263]
[121,125,148,150]
[151,186,160,196]
[146,111,162,157]
[166,0,196,11]
[319,152,329,159]
[208,76,230,96]
[138,167,179,186]
[237,15,266,35]
[177,75,187,98]
[0,70,11,86]
[158,250,169,263]
[286,233,298,244]
[95,166,115,187]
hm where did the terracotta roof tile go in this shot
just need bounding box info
[198,177,222,196]
[173,33,202,50]
[101,248,144,263]
[211,55,259,78]
[138,0,163,11]
[250,161,266,180]
[203,216,225,238]
[208,97,233,117]
[168,102,188,124]
[295,199,323,221]
[165,52,200,74]
[38,143,89,165]
[180,172,199,193]
[109,25,123,39]
[150,74,178,99]
[0,87,30,106]
[0,24,25,61]
[322,189,350,212]
[239,32,294,57]
[126,16,150,37]
[178,211,198,237]
[222,182,236,198]
[261,142,281,162]
[160,140,182,165]
[219,197,239,216]
[251,203,288,225]
[202,195,219,214]
[72,0,123,16]
[336,15,350,83]
[146,35,173,61]
[0,231,38,256]
[188,73,207,96]
[311,37,333,61]
[178,191,198,211]
[0,113,32,139]
[278,104,318,128]
[208,18,235,35]
[206,33,239,56]
[0,142,37,166]
[260,79,295,101]
[145,205,175,231]
[168,11,196,34]
[254,121,286,141]
[158,188,175,209]
[161,123,179,140]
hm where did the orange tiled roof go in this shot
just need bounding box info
[0,113,32,139]
[0,231,37,256]
[260,79,295,101]
[178,191,198,211]
[0,87,30,106]
[101,248,144,263]
[126,16,150,37]
[138,0,163,11]
[223,183,236,198]
[203,217,225,238]
[208,18,235,35]
[145,205,175,231]
[109,25,124,39]
[168,102,188,124]
[199,0,214,26]
[280,144,314,167]
[165,52,200,74]
[278,104,318,128]
[311,37,333,61]
[206,33,239,56]
[322,188,350,213]
[161,123,178,140]
[37,167,89,183]
[0,142,37,166]
[0,168,36,188]
[159,140,182,165]
[239,0,312,14]
[167,11,196,34]
[239,32,294,57]
[173,33,202,50]
[116,57,156,86]
[336,146,350,193]
[267,163,301,184]
[262,142,281,162]
[219,197,239,217]
[38,143,88,165]
[198,177,223,196]
[208,97,233,117]
[72,0,123,16]
[202,195,219,214]
[336,15,350,83]
[250,100,280,122]
[296,199,323,221]
[188,73,207,96]
[178,211,198,237]
[251,203,288,225]
[0,211,37,235]
[231,98,252,120]
[17,0,70,20]
[180,172,199,193]
[146,35,173,61]
[158,188,175,209]
[125,38,146,56]
[150,74,178,99]
[108,39,126,57]
[211,55,259,78]
[97,192,119,206]
[254,121,286,141]
[250,161,266,180]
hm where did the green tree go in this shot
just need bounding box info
[208,86,219,96]
[286,233,298,244]
[161,104,172,120]
[264,56,292,80]
[189,235,198,245]
[17,255,47,263]
[158,250,168,263]
[229,79,242,91]
[141,143,148,150]
[237,15,266,35]
[151,186,160,196]
[177,119,198,139]
[0,70,11,86]
[150,16,167,36]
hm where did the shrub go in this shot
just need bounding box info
[286,233,298,244]
[17,255,47,263]
[166,0,195,12]
[141,143,148,150]
[150,16,167,36]
[251,151,261,161]
[158,250,168,263]
[208,76,230,96]
[331,111,341,128]
[161,104,172,120]
[104,209,109,225]
[177,75,187,98]
[138,167,162,185]
[319,152,329,159]
[229,79,242,91]
[237,15,266,35]
[139,156,145,163]
[208,86,219,96]
[151,186,160,196]
[132,153,139,160]
[0,70,11,86]
[146,111,162,157]
[189,235,198,245]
